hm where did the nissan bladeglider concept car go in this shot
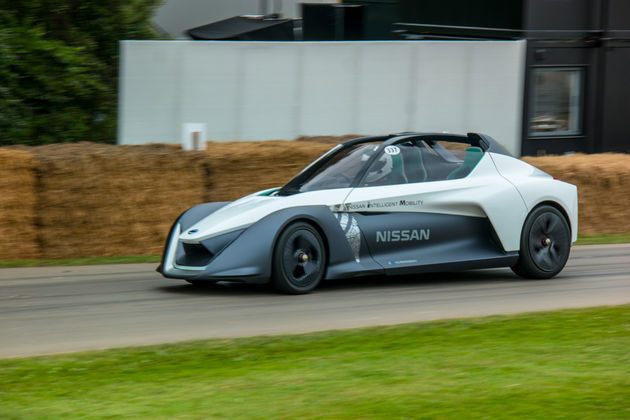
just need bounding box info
[158,133,578,294]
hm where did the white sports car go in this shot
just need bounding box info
[158,132,578,294]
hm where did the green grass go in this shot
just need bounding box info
[1,306,629,419]
[0,255,161,268]
[575,234,630,245]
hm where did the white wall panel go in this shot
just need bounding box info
[299,42,360,135]
[179,43,241,140]
[119,40,526,155]
[119,42,181,144]
[356,43,412,133]
[238,43,300,140]
[414,43,473,133]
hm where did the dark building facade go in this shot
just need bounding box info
[335,0,630,155]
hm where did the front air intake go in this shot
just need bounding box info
[176,243,214,267]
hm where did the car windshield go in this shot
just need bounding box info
[277,135,486,196]
[278,142,381,195]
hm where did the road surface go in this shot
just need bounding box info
[1,244,629,358]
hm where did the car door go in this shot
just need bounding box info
[339,139,524,273]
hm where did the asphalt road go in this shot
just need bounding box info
[1,244,629,358]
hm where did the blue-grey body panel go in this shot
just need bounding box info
[353,212,515,275]
[162,205,384,283]
[161,204,519,283]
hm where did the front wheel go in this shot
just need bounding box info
[272,222,327,294]
[511,205,571,279]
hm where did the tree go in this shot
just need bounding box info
[0,1,165,145]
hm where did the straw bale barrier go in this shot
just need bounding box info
[204,140,333,201]
[0,149,38,259]
[523,153,630,236]
[1,139,629,261]
[31,143,210,259]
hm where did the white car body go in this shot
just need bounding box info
[159,132,577,290]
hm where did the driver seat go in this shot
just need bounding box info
[446,147,483,180]
[389,152,408,184]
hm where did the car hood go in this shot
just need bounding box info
[178,187,351,243]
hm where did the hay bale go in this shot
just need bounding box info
[0,149,38,260]
[204,140,333,201]
[2,137,628,261]
[32,143,210,259]
[523,153,630,236]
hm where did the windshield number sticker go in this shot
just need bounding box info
[384,146,400,155]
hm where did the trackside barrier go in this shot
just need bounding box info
[0,142,628,260]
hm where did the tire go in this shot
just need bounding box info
[272,221,327,294]
[511,205,571,279]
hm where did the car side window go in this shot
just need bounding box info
[360,140,484,187]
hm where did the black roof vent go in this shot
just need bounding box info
[186,15,295,41]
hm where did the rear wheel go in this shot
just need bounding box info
[272,222,326,294]
[511,205,571,279]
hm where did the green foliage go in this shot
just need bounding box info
[0,13,107,144]
[0,1,165,145]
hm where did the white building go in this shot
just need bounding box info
[118,40,526,155]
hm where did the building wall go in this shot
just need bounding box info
[118,40,526,155]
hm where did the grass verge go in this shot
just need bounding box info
[575,234,630,245]
[0,255,161,268]
[1,306,629,419]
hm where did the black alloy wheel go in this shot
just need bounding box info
[512,205,571,279]
[272,222,326,294]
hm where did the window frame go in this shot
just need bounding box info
[528,66,586,139]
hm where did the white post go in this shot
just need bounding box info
[182,123,207,150]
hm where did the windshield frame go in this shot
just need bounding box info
[276,136,390,196]
[276,133,491,196]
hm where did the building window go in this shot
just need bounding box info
[529,68,584,137]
